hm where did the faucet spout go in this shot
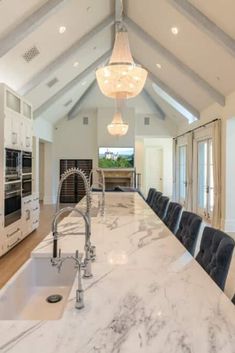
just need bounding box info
[51,206,92,277]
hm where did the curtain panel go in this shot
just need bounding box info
[211,120,222,228]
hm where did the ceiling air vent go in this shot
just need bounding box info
[47,77,59,88]
[22,46,40,63]
[64,99,72,107]
[144,116,150,125]
[83,117,89,125]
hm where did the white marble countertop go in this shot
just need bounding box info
[0,192,235,353]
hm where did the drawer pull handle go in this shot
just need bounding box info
[24,200,32,204]
[7,228,20,238]
[7,238,20,249]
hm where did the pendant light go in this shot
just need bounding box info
[96,23,147,99]
[107,99,129,136]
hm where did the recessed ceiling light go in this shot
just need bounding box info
[73,61,79,67]
[59,26,66,34]
[81,81,87,86]
[156,63,162,69]
[171,27,179,35]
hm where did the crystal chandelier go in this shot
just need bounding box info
[96,25,147,99]
[107,110,128,136]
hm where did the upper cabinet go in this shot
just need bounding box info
[0,84,33,151]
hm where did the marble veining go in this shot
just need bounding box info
[0,192,234,353]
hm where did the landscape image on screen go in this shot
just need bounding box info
[99,147,134,168]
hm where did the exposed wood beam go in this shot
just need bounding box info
[134,57,200,119]
[34,50,111,118]
[0,0,69,57]
[68,80,96,119]
[167,0,235,59]
[142,89,166,120]
[124,16,225,106]
[20,15,114,95]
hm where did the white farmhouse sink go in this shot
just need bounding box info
[0,257,77,320]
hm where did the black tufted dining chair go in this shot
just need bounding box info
[175,211,202,255]
[146,188,156,205]
[232,294,235,305]
[163,202,182,234]
[150,190,162,209]
[196,227,235,290]
[153,195,169,220]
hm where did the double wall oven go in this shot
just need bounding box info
[4,149,32,227]
[22,151,32,198]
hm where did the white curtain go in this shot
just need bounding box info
[185,132,193,211]
[212,120,222,228]
[172,138,177,201]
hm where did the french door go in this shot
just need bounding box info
[178,145,187,206]
[196,139,214,221]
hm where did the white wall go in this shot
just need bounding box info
[51,109,97,203]
[135,137,173,197]
[33,117,53,142]
[136,114,177,137]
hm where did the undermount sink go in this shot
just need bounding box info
[0,257,77,320]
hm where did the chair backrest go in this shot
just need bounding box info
[196,227,235,290]
[164,202,182,234]
[175,211,202,255]
[154,195,169,219]
[146,188,156,204]
[232,294,235,305]
[150,191,162,209]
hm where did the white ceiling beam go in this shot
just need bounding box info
[0,0,69,57]
[68,80,96,119]
[115,0,123,23]
[124,16,225,106]
[20,15,114,95]
[142,89,166,120]
[167,0,235,59]
[134,57,200,119]
[34,50,111,118]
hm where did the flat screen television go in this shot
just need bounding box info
[98,147,134,168]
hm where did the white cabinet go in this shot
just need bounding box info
[22,196,33,238]
[3,85,33,152]
[21,118,33,151]
[32,193,40,230]
[4,114,21,150]
[0,84,37,257]
[4,221,23,253]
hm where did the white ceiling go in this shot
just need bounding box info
[0,0,235,126]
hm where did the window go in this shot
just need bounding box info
[178,145,187,205]
[197,139,214,220]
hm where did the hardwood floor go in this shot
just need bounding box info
[0,203,56,288]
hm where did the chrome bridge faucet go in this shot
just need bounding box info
[51,206,93,278]
[53,249,85,309]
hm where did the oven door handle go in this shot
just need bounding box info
[5,191,21,198]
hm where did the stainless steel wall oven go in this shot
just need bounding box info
[4,181,21,227]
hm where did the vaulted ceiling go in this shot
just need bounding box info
[0,0,235,126]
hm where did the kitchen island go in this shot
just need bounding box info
[0,192,234,353]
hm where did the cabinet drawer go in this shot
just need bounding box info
[5,227,22,250]
[32,219,39,230]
